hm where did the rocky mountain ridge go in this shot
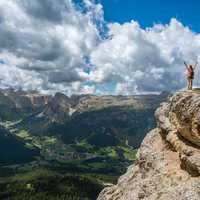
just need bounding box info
[0,88,169,167]
[98,91,200,200]
[0,88,169,123]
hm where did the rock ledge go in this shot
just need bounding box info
[98,91,200,200]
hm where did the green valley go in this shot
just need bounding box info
[0,89,169,200]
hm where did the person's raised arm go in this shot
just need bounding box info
[193,61,198,69]
[184,61,188,69]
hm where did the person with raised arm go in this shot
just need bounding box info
[184,61,198,90]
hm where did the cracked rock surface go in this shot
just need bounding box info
[97,91,200,200]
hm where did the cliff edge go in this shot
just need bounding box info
[98,91,200,200]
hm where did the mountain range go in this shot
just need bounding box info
[0,88,169,199]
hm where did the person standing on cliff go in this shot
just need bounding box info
[184,61,198,90]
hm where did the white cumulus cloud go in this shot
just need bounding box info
[90,19,200,94]
[0,0,102,94]
[0,0,200,95]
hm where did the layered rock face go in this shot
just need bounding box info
[98,91,200,200]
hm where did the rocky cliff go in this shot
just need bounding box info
[98,91,200,200]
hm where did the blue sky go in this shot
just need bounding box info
[98,0,200,32]
[0,0,200,95]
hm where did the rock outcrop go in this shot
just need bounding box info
[98,91,200,200]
